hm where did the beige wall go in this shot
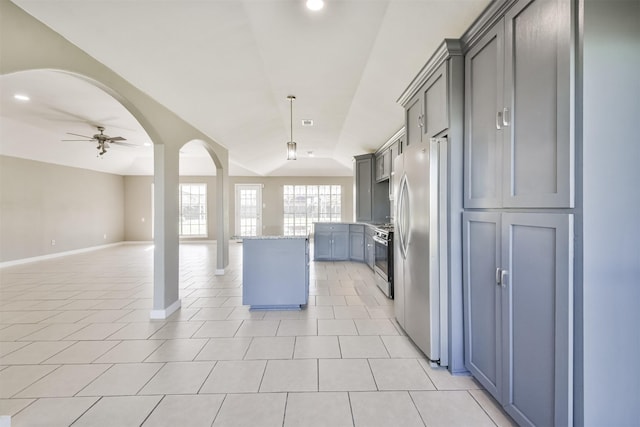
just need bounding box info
[123,176,154,241]
[0,155,124,263]
[0,160,353,262]
[123,175,354,240]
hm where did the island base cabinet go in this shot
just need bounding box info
[463,212,573,427]
[242,237,309,309]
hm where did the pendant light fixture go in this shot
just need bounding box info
[286,95,297,160]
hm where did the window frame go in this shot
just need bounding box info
[178,183,208,238]
[283,184,342,236]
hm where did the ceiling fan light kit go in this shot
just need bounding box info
[286,95,297,160]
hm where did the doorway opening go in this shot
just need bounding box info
[234,184,262,237]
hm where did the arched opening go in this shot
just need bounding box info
[0,69,156,259]
[2,2,230,320]
[1,68,229,320]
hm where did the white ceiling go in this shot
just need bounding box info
[1,0,490,176]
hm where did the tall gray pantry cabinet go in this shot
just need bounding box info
[462,0,574,426]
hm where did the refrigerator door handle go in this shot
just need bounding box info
[397,174,409,260]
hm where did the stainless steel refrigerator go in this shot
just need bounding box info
[394,137,449,365]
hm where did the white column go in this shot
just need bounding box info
[216,164,229,274]
[150,144,181,319]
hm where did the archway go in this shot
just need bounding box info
[1,1,230,319]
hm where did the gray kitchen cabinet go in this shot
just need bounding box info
[354,155,373,222]
[389,138,401,202]
[349,224,364,262]
[422,62,449,138]
[375,149,391,182]
[462,1,575,424]
[463,23,504,208]
[405,62,450,151]
[242,236,309,309]
[313,223,349,261]
[463,211,573,427]
[500,213,573,427]
[462,212,502,400]
[354,153,390,223]
[464,0,573,209]
[364,226,375,270]
[405,93,423,148]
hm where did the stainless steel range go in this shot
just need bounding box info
[372,224,394,298]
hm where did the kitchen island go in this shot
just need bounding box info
[242,235,309,309]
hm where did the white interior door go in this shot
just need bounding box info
[235,184,262,237]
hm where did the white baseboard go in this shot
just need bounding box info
[0,242,124,269]
[1,240,229,269]
[149,299,181,320]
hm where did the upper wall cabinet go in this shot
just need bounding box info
[354,155,373,222]
[422,63,449,139]
[399,40,463,151]
[464,0,573,209]
[354,153,390,223]
[375,149,391,182]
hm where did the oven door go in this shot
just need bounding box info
[373,235,389,278]
[373,235,392,298]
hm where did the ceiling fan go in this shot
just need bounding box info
[63,126,135,156]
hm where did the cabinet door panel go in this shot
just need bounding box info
[464,23,504,208]
[406,94,422,148]
[355,158,372,221]
[349,232,364,261]
[364,234,374,269]
[332,232,349,260]
[463,212,502,400]
[501,213,573,427]
[314,231,332,260]
[423,63,448,138]
[503,0,573,208]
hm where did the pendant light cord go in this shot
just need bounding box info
[288,95,295,142]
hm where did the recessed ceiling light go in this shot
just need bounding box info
[143,142,151,147]
[13,94,30,101]
[306,0,324,11]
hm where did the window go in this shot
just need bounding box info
[283,185,342,236]
[179,183,207,237]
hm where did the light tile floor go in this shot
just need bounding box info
[0,242,517,427]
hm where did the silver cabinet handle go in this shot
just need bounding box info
[496,111,502,130]
[496,268,501,285]
[500,269,508,287]
[502,107,510,127]
[418,114,424,129]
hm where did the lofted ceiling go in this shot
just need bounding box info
[1,0,490,176]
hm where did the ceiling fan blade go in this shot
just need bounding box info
[61,139,94,142]
[111,141,137,147]
[66,132,95,139]
[107,136,126,142]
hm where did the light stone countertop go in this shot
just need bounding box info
[242,235,308,240]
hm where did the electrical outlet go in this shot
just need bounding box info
[141,217,146,223]
[51,240,56,246]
